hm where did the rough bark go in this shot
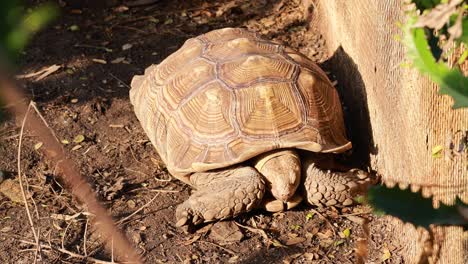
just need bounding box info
[310,1,467,263]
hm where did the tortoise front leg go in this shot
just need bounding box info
[302,158,374,207]
[175,167,265,227]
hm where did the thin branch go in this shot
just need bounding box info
[0,71,142,263]
[117,193,160,225]
[19,240,121,264]
[17,101,40,260]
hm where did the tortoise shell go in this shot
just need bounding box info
[130,27,351,181]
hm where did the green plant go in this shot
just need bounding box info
[367,0,467,229]
[400,0,467,108]
[367,186,467,229]
[0,0,58,65]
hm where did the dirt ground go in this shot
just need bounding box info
[0,0,404,263]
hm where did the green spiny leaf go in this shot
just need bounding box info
[402,13,468,108]
[367,185,467,229]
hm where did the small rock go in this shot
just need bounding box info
[209,221,243,245]
[0,178,25,204]
[346,215,366,225]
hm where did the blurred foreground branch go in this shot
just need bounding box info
[0,72,142,263]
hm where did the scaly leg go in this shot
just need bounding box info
[175,166,265,227]
[302,157,374,207]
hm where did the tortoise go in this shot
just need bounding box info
[130,27,371,227]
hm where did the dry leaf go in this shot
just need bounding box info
[342,228,351,238]
[209,221,243,245]
[111,57,126,64]
[61,139,69,144]
[114,5,129,12]
[92,59,107,64]
[69,24,79,31]
[414,0,463,30]
[447,7,464,39]
[381,248,391,261]
[122,44,133,50]
[34,142,43,150]
[0,226,13,233]
[71,145,82,151]
[73,134,85,143]
[70,98,78,103]
[16,64,61,81]
[432,145,443,158]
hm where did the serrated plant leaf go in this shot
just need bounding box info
[403,14,468,108]
[367,185,467,229]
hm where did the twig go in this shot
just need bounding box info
[84,218,89,257]
[309,208,336,235]
[17,102,40,261]
[61,221,72,250]
[19,240,120,264]
[127,187,179,194]
[33,227,41,264]
[109,73,131,89]
[117,193,160,225]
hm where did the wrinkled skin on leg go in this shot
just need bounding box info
[175,166,265,227]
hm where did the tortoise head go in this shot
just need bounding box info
[254,149,301,202]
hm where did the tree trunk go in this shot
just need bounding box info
[310,1,467,263]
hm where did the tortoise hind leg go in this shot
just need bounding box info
[176,166,265,227]
[302,158,375,207]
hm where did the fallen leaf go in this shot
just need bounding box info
[432,145,443,158]
[16,64,61,81]
[164,18,174,25]
[342,228,351,238]
[69,24,79,31]
[73,134,85,143]
[61,139,69,144]
[0,226,13,232]
[92,59,107,64]
[127,199,136,209]
[70,98,78,103]
[381,248,391,261]
[148,16,159,23]
[228,256,239,263]
[334,239,345,246]
[209,221,244,245]
[34,142,43,150]
[306,211,315,220]
[290,224,301,230]
[114,5,129,13]
[71,145,82,151]
[111,57,126,64]
[122,43,133,50]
